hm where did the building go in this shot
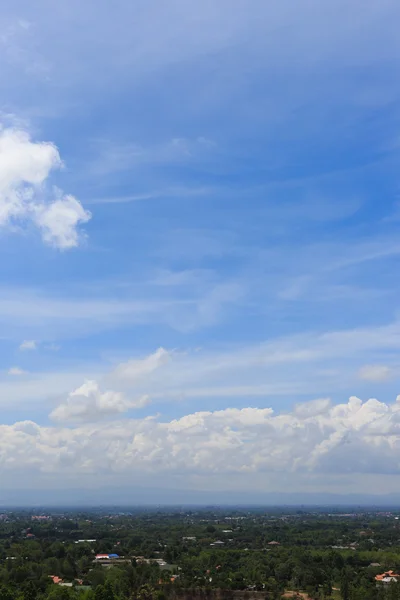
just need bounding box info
[94,554,130,568]
[375,571,400,584]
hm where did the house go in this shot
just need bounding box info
[154,559,167,567]
[210,540,224,547]
[268,541,280,546]
[375,571,400,584]
[49,576,63,585]
[132,556,150,564]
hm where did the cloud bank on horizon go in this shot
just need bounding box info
[1,0,400,501]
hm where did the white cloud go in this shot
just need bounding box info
[113,347,171,381]
[2,314,400,413]
[2,395,400,494]
[50,348,170,423]
[50,379,150,423]
[294,397,331,418]
[8,367,26,376]
[0,125,90,248]
[34,193,91,249]
[358,364,392,382]
[19,339,37,351]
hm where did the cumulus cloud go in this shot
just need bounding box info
[19,339,37,351]
[0,125,90,248]
[50,349,170,423]
[33,193,91,249]
[50,379,150,423]
[1,395,400,488]
[358,364,392,382]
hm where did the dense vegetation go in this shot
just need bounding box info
[1,507,400,600]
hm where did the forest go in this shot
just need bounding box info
[0,507,399,600]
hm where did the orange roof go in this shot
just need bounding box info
[375,571,400,581]
[49,576,63,584]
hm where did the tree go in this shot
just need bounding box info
[47,586,72,600]
[0,585,15,600]
[206,526,216,534]
[95,585,106,600]
[22,582,37,600]
[340,571,349,600]
[134,584,156,600]
[103,582,115,600]
[322,580,332,598]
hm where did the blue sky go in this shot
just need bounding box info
[1,0,400,502]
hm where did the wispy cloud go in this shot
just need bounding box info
[0,275,245,339]
[85,186,212,205]
[19,339,37,351]
[8,367,27,376]
[358,365,393,382]
[88,137,216,177]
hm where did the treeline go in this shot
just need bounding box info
[1,510,400,600]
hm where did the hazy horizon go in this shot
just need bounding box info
[2,489,400,508]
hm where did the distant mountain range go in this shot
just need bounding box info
[1,487,400,508]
